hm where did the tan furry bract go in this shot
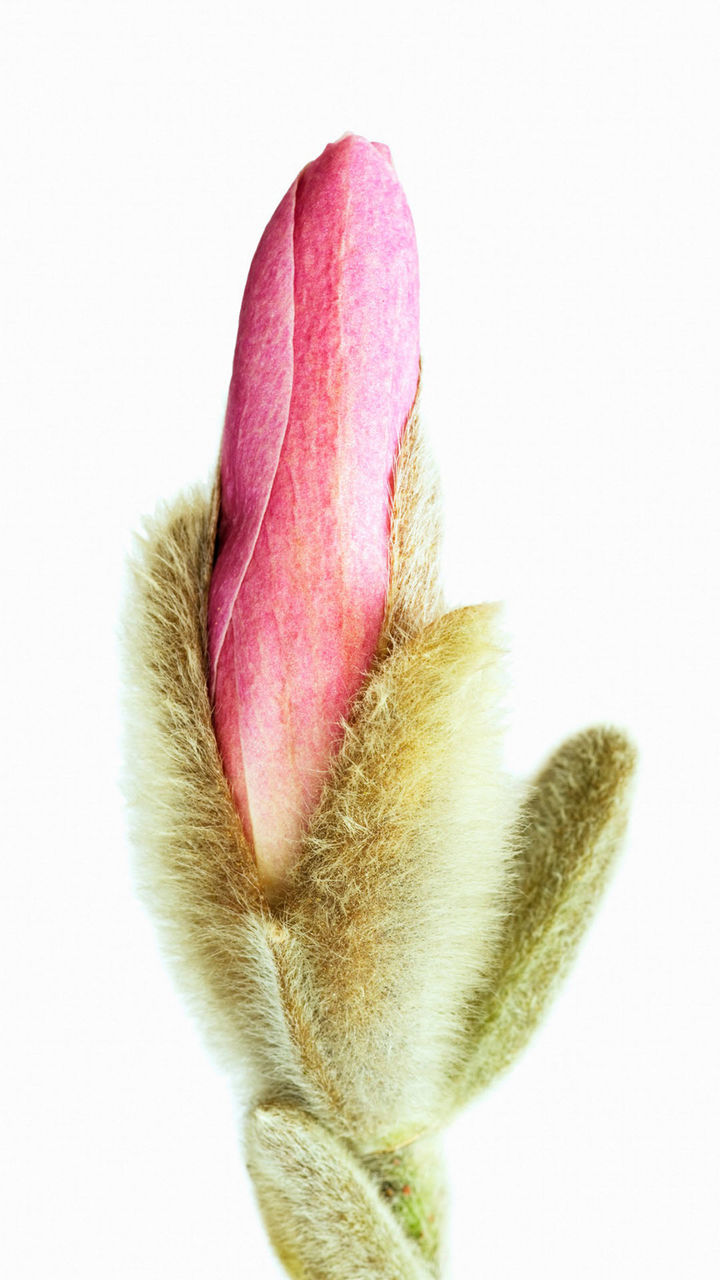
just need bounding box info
[123,395,636,1277]
[279,600,517,1148]
[455,724,637,1103]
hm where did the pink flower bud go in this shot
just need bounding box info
[207,135,420,891]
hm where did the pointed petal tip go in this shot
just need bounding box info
[313,132,398,179]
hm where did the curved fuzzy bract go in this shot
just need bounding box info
[454,726,637,1104]
[245,1104,437,1280]
[280,601,517,1149]
[123,486,259,1048]
[123,487,329,1111]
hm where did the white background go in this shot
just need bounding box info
[2,2,718,1277]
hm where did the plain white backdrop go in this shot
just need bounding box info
[2,2,718,1276]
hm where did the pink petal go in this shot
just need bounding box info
[207,134,420,890]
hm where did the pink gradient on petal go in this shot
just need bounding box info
[207,134,420,889]
[207,181,297,691]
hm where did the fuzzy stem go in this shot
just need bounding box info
[361,1135,447,1276]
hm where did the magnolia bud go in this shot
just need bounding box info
[126,131,637,1279]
